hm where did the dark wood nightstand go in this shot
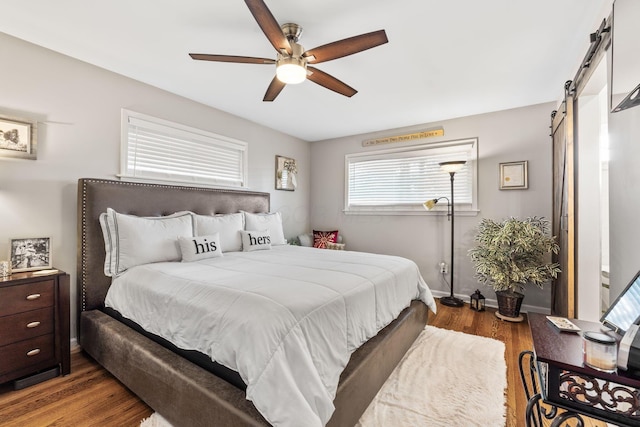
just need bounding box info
[521,312,640,426]
[0,269,70,389]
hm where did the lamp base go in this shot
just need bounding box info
[440,295,464,307]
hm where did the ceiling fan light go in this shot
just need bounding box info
[276,57,307,84]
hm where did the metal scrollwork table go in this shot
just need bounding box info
[520,312,640,427]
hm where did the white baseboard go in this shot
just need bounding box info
[429,289,550,314]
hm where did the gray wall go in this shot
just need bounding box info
[310,102,555,311]
[0,32,311,343]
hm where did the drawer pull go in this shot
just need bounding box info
[26,321,41,328]
[26,294,41,301]
[26,349,41,357]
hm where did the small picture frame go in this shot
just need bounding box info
[499,161,528,190]
[275,155,297,191]
[0,114,37,160]
[10,237,52,272]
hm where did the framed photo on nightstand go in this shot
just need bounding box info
[9,237,52,272]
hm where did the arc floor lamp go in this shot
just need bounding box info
[423,160,466,307]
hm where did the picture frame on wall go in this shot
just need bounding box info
[275,155,298,191]
[499,160,528,190]
[10,237,52,272]
[0,114,37,160]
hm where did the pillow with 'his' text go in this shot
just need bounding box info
[178,233,223,262]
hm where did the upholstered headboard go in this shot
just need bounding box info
[77,178,270,313]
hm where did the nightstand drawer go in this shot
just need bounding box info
[0,307,54,347]
[0,280,55,316]
[0,334,55,376]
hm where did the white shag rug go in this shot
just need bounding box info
[140,413,171,427]
[141,325,506,427]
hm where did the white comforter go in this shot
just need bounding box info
[105,245,436,426]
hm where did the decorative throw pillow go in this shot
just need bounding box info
[240,230,272,252]
[313,230,339,249]
[99,208,194,277]
[243,212,286,245]
[178,233,223,262]
[193,213,244,252]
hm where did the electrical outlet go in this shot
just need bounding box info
[439,262,448,274]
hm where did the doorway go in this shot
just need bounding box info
[576,58,610,321]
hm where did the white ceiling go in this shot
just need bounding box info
[1,0,611,141]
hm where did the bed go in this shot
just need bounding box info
[77,178,433,427]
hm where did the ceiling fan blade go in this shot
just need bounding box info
[263,76,286,102]
[304,30,388,64]
[307,66,357,97]
[189,54,275,64]
[244,0,292,55]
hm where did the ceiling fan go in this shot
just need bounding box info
[189,0,388,102]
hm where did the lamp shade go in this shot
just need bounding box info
[276,57,307,84]
[439,160,466,173]
[423,199,438,210]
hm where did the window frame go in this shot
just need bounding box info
[119,109,248,189]
[344,137,479,215]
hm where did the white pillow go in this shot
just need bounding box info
[243,212,286,245]
[240,230,272,252]
[178,233,223,262]
[298,233,314,247]
[99,208,194,277]
[193,213,244,252]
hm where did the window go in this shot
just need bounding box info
[345,138,478,214]
[120,110,248,188]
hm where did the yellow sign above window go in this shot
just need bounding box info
[362,127,444,147]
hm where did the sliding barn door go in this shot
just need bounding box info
[550,86,575,317]
[548,17,610,318]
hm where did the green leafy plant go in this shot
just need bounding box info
[469,216,561,294]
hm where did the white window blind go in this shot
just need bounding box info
[345,138,478,214]
[120,110,248,188]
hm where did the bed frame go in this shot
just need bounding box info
[77,178,429,427]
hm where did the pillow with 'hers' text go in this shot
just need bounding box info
[240,230,272,252]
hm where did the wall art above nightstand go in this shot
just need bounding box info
[0,114,37,160]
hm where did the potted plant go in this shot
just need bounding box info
[468,216,561,321]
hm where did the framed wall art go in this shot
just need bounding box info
[0,114,37,160]
[10,237,52,272]
[275,155,298,191]
[499,161,528,190]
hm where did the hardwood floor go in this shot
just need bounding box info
[0,300,606,426]
[0,350,153,426]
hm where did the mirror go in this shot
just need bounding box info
[609,0,640,112]
[601,270,640,334]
